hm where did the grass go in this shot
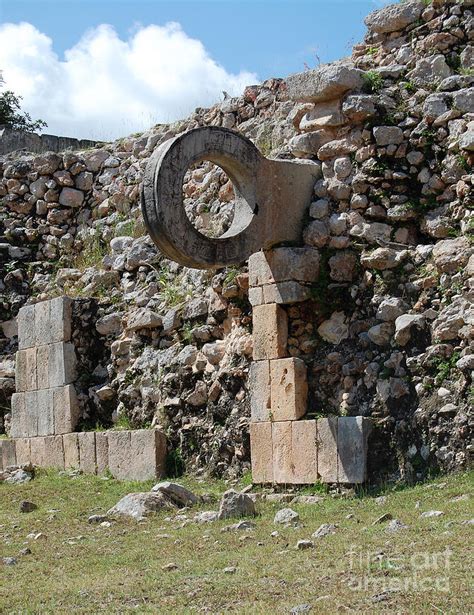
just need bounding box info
[157,266,190,307]
[1,470,473,613]
[74,230,108,271]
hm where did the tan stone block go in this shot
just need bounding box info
[37,389,54,436]
[250,422,273,483]
[270,357,307,421]
[48,342,77,388]
[337,417,372,484]
[130,429,167,481]
[30,437,47,467]
[252,304,288,360]
[248,286,264,307]
[15,348,37,392]
[10,393,28,438]
[36,345,50,389]
[17,304,36,350]
[35,300,51,346]
[107,430,131,480]
[53,385,80,435]
[1,439,17,469]
[44,435,65,469]
[25,390,39,437]
[291,420,318,484]
[263,282,311,305]
[249,360,271,422]
[63,433,80,469]
[14,437,31,466]
[78,432,97,474]
[95,432,109,475]
[249,248,320,286]
[272,421,293,484]
[49,296,72,344]
[317,417,338,483]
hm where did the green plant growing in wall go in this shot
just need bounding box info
[362,70,384,94]
[74,230,108,271]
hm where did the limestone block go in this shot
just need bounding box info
[286,63,364,104]
[1,439,17,469]
[14,437,31,466]
[17,304,36,350]
[44,435,65,469]
[130,429,167,481]
[291,420,318,484]
[49,296,72,344]
[249,248,320,286]
[35,300,51,346]
[63,433,80,469]
[249,360,271,422]
[95,432,109,475]
[248,286,264,307]
[48,342,77,388]
[270,358,307,422]
[107,430,131,480]
[337,417,372,484]
[317,417,338,483]
[250,422,273,483]
[78,432,97,474]
[15,348,37,392]
[25,390,39,437]
[53,385,80,435]
[10,393,28,438]
[30,437,47,467]
[36,345,50,389]
[37,389,54,436]
[272,421,293,484]
[262,282,311,305]
[252,304,288,360]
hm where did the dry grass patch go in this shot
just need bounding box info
[1,471,472,613]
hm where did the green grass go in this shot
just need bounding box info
[74,230,108,271]
[1,470,473,613]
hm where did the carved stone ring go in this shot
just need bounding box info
[141,126,319,269]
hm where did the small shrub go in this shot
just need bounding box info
[362,70,384,94]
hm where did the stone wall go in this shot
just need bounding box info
[2,297,167,481]
[0,0,473,483]
[0,125,100,156]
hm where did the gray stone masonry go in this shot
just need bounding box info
[13,298,78,438]
[248,245,371,485]
[250,417,371,485]
[1,429,167,480]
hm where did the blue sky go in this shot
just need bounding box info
[0,0,391,139]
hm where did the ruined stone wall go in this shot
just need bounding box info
[0,1,473,482]
[0,125,100,156]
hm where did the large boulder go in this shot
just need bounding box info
[151,482,200,507]
[432,237,472,273]
[365,1,424,34]
[394,314,426,346]
[286,62,364,104]
[218,490,256,520]
[407,55,452,87]
[107,492,173,521]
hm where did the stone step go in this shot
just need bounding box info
[0,428,167,482]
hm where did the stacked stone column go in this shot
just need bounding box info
[1,297,167,481]
[248,248,371,484]
[11,297,79,438]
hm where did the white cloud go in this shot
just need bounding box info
[0,22,258,140]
